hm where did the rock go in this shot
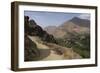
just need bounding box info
[24,16,57,44]
[24,36,40,61]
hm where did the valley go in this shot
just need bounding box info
[24,15,90,61]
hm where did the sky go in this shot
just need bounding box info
[24,11,90,28]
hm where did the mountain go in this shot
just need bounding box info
[69,17,90,28]
[44,26,66,38]
[44,17,90,58]
[44,17,90,38]
[44,26,57,35]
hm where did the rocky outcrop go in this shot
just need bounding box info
[24,16,58,61]
[24,16,57,44]
[24,35,40,61]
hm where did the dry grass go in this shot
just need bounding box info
[63,48,82,59]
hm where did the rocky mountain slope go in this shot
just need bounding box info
[44,17,90,58]
[44,17,90,38]
[25,16,57,44]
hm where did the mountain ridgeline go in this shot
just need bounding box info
[69,17,90,28]
[44,17,90,38]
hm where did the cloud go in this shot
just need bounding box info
[78,14,90,20]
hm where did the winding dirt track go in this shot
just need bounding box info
[28,36,82,60]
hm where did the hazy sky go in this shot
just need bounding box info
[24,11,90,28]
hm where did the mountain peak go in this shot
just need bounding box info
[71,17,81,20]
[69,17,90,28]
[70,17,84,22]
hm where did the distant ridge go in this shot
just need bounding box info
[44,17,90,38]
[69,17,90,28]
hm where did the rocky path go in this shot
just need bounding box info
[28,36,49,49]
[28,36,82,60]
